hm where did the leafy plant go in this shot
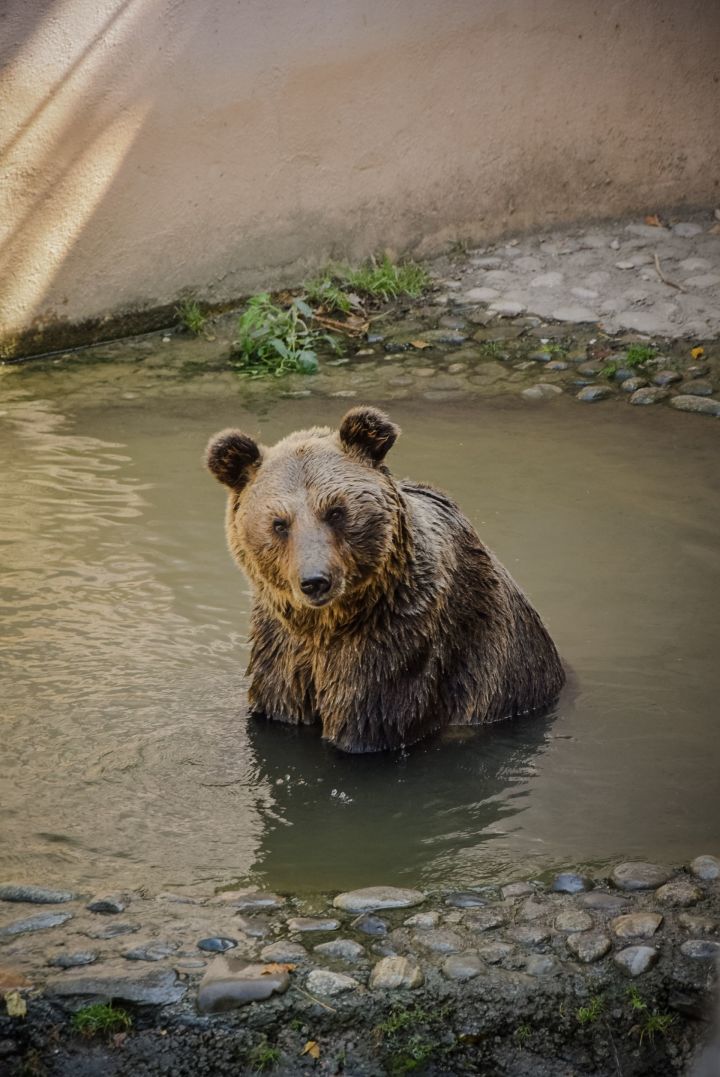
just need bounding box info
[175,298,207,335]
[232,294,341,377]
[577,996,605,1025]
[626,987,674,1045]
[514,1023,532,1044]
[248,1038,281,1072]
[71,1003,132,1038]
[303,271,353,314]
[625,344,657,367]
[344,256,429,301]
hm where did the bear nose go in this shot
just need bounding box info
[300,573,331,599]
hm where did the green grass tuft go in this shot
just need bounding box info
[232,293,342,377]
[576,996,605,1025]
[248,1038,281,1072]
[70,1003,132,1038]
[625,344,657,367]
[175,298,207,335]
[344,256,429,301]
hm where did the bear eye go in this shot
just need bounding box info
[273,518,289,536]
[325,506,345,526]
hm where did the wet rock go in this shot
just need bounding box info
[197,937,237,953]
[87,893,127,915]
[444,892,487,909]
[307,969,360,996]
[259,941,308,963]
[198,957,290,1013]
[686,363,710,378]
[552,872,592,894]
[476,941,515,965]
[0,912,72,937]
[508,925,550,946]
[672,222,704,238]
[370,956,423,989]
[447,362,467,374]
[525,954,560,977]
[690,855,720,881]
[546,359,569,371]
[287,917,339,933]
[629,387,669,406]
[500,882,535,900]
[417,329,467,346]
[611,913,663,939]
[579,891,631,913]
[551,305,597,323]
[47,951,98,969]
[84,922,138,940]
[679,379,713,397]
[333,887,424,913]
[490,301,526,318]
[610,862,673,891]
[576,386,613,402]
[656,879,702,907]
[442,953,484,981]
[313,939,365,961]
[566,931,612,963]
[124,942,178,962]
[463,287,499,303]
[464,908,506,933]
[671,396,720,417]
[522,383,562,401]
[614,946,659,977]
[518,899,547,923]
[554,910,594,934]
[0,884,79,905]
[234,915,270,938]
[652,370,682,387]
[414,928,464,954]
[577,360,604,376]
[48,963,186,1005]
[677,913,717,934]
[210,889,285,910]
[470,256,503,269]
[680,940,720,960]
[613,368,636,383]
[351,913,388,936]
[621,376,649,393]
[404,911,440,929]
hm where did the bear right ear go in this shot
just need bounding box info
[205,429,262,491]
[339,406,399,465]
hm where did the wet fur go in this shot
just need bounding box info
[206,407,565,753]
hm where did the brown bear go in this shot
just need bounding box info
[206,406,565,753]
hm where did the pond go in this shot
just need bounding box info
[2,342,719,897]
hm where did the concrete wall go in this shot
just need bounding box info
[1,0,719,357]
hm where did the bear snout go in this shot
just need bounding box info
[299,572,332,601]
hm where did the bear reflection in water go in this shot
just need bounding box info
[206,407,564,753]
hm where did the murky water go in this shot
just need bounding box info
[2,351,719,895]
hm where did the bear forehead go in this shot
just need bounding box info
[254,436,376,496]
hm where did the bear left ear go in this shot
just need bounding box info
[205,429,262,490]
[339,406,399,465]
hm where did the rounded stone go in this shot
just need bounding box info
[123,943,177,962]
[307,969,360,996]
[313,939,365,961]
[518,899,547,922]
[610,862,673,892]
[500,882,535,900]
[621,377,649,393]
[677,913,717,934]
[614,946,659,977]
[0,885,79,905]
[370,956,423,990]
[551,873,592,895]
[525,954,560,977]
[566,931,612,963]
[554,910,594,934]
[680,940,720,960]
[522,383,563,401]
[576,386,613,403]
[652,370,682,386]
[404,911,440,929]
[508,925,550,946]
[287,917,339,933]
[670,396,720,417]
[679,379,713,397]
[197,937,237,953]
[442,953,484,981]
[579,891,630,913]
[198,958,289,1013]
[259,941,308,963]
[629,387,668,406]
[476,941,515,965]
[350,914,388,936]
[47,951,98,969]
[611,913,663,939]
[577,360,604,376]
[234,915,270,938]
[465,908,506,933]
[444,892,488,909]
[0,912,73,937]
[333,887,424,913]
[690,855,720,881]
[86,894,127,915]
[414,928,464,954]
[655,879,702,908]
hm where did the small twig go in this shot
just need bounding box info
[293,986,338,1013]
[654,251,686,292]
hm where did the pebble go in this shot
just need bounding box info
[0,912,73,937]
[610,862,673,891]
[655,879,702,907]
[234,915,270,938]
[620,376,649,393]
[313,939,365,961]
[287,917,339,933]
[490,301,526,318]
[0,885,79,905]
[47,951,97,969]
[124,942,178,962]
[652,370,682,387]
[210,889,285,910]
[464,908,506,933]
[686,362,711,378]
[463,287,499,303]
[525,954,560,977]
[476,941,515,964]
[197,937,237,953]
[369,956,423,989]
[679,379,713,397]
[442,953,484,981]
[48,963,186,1006]
[577,360,604,376]
[546,359,569,371]
[307,969,360,996]
[671,396,720,416]
[500,882,535,900]
[84,922,138,940]
[414,928,464,954]
[508,925,550,946]
[551,305,597,322]
[198,957,290,1013]
[576,386,613,402]
[447,363,467,374]
[404,911,440,928]
[690,855,720,881]
[629,387,668,406]
[566,931,612,963]
[470,256,503,269]
[680,940,720,960]
[554,910,594,934]
[673,222,704,238]
[522,383,562,401]
[87,893,127,915]
[518,899,547,922]
[351,913,389,936]
[552,873,592,894]
[677,913,717,934]
[444,892,487,909]
[259,941,308,963]
[333,887,424,913]
[611,913,663,939]
[614,946,659,977]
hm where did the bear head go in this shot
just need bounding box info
[206,407,402,613]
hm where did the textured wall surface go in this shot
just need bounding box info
[1,0,719,354]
